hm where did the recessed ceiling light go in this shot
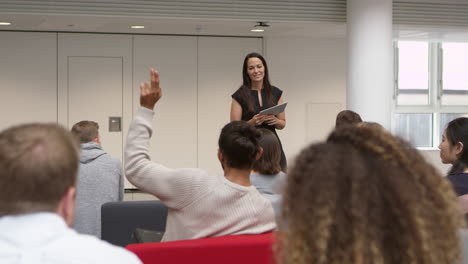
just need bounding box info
[251,21,269,33]
[0,22,12,26]
[250,28,265,32]
[131,25,145,29]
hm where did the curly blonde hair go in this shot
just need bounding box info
[278,125,463,264]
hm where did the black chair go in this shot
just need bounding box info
[101,200,168,247]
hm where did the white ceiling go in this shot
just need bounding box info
[1,0,468,40]
[0,13,347,38]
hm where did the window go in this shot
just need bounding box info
[441,43,468,105]
[396,41,429,105]
[393,41,468,148]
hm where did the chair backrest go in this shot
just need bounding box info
[126,232,276,264]
[101,200,168,247]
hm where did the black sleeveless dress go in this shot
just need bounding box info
[232,86,287,171]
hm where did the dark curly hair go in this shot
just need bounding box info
[278,125,463,264]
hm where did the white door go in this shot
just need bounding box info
[58,33,132,186]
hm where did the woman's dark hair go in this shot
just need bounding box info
[278,125,463,264]
[236,52,274,112]
[218,121,261,170]
[335,110,362,128]
[252,128,281,175]
[446,117,468,174]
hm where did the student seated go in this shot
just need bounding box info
[250,128,285,216]
[71,120,123,238]
[335,110,362,128]
[0,123,140,264]
[124,68,276,242]
[278,124,463,264]
[440,117,468,196]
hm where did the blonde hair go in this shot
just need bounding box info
[279,125,463,264]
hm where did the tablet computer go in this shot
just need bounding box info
[259,102,288,115]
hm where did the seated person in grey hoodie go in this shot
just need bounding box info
[71,121,123,238]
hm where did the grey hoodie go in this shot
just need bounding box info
[73,142,123,238]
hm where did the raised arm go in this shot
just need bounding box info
[124,69,198,208]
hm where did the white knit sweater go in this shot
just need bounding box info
[124,107,276,241]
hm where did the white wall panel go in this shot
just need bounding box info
[197,37,262,174]
[133,35,198,169]
[0,32,57,130]
[306,102,343,143]
[265,36,347,163]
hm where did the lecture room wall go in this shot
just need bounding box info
[0,31,348,183]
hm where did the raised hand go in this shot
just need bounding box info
[140,68,162,110]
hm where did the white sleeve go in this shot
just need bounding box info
[124,107,201,209]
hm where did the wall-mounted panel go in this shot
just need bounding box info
[133,35,198,169]
[197,37,262,174]
[0,32,57,130]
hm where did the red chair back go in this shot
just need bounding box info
[126,232,276,264]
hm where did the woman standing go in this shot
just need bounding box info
[439,117,468,196]
[230,52,287,171]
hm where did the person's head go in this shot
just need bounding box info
[0,123,80,226]
[439,117,468,174]
[239,53,274,112]
[71,120,100,144]
[242,52,271,87]
[335,110,362,128]
[218,121,262,171]
[252,128,281,175]
[279,125,463,264]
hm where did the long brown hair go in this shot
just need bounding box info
[278,125,463,264]
[236,52,274,112]
[252,128,281,175]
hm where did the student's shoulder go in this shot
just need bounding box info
[53,230,142,264]
[98,152,122,167]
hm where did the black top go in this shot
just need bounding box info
[232,86,287,171]
[231,86,283,133]
[447,172,468,196]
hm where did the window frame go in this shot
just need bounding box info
[392,40,468,148]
